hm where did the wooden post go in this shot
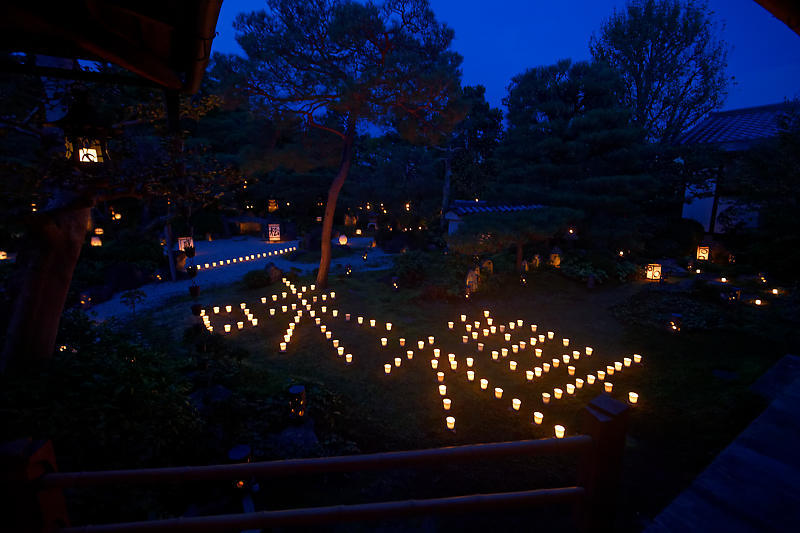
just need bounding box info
[576,394,630,533]
[0,438,69,532]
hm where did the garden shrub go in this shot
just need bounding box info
[242,269,272,289]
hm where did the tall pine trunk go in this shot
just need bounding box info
[316,119,356,288]
[1,205,91,372]
[440,150,452,229]
[516,242,524,273]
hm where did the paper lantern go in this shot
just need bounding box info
[477,343,484,352]
[462,336,468,344]
[646,263,662,281]
[512,344,519,354]
[446,416,455,430]
[494,387,503,399]
[345,354,353,364]
[553,388,563,400]
[512,398,521,411]
[449,360,458,371]
[338,234,348,245]
[530,324,538,332]
[394,357,402,367]
[566,384,575,395]
[386,322,393,331]
[535,348,542,358]
[237,322,244,330]
[448,321,454,329]
[439,384,447,396]
[437,372,445,383]
[418,340,425,349]
[542,393,551,404]
[597,370,606,380]
[562,338,570,347]
[384,364,392,374]
[280,342,287,352]
[381,338,388,347]
[534,367,542,377]
[547,331,554,340]
[431,359,439,369]
[633,353,642,363]
[576,378,584,389]
[337,347,344,356]
[471,331,478,340]
[333,339,340,348]
[533,412,543,425]
[604,382,613,393]
[370,319,376,327]
[623,357,632,367]
[406,350,414,360]
[629,392,639,404]
[509,360,517,371]
[460,314,467,322]
[554,425,565,439]
[434,348,441,357]
[466,357,474,368]
[332,310,339,318]
[443,398,452,410]
[483,310,490,318]
[568,366,575,376]
[501,348,508,357]
[543,363,550,373]
[467,370,475,381]
[480,379,488,390]
[224,324,231,333]
[614,361,623,371]
[526,370,534,381]
[587,374,596,385]
[399,338,406,347]
[696,246,710,261]
[563,354,570,364]
[606,365,614,376]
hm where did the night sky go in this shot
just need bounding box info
[213,0,800,113]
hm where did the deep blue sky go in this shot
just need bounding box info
[213,0,800,112]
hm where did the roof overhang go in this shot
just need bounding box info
[755,0,800,36]
[0,1,222,94]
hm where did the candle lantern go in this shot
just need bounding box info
[384,364,391,374]
[370,319,376,328]
[533,411,544,425]
[394,357,402,367]
[449,360,458,371]
[337,347,344,356]
[448,321,454,329]
[547,331,554,340]
[446,416,455,430]
[576,378,584,389]
[381,338,388,347]
[462,336,468,344]
[606,365,614,376]
[333,340,340,348]
[628,392,638,404]
[504,333,511,342]
[213,306,220,314]
[604,382,613,393]
[477,343,484,352]
[568,365,575,376]
[526,370,534,381]
[512,398,521,411]
[480,379,488,390]
[280,342,287,352]
[431,359,439,369]
[509,360,517,371]
[471,332,478,340]
[418,340,425,349]
[587,374,595,385]
[512,344,519,354]
[535,348,542,358]
[434,348,441,357]
[614,361,623,371]
[494,387,503,399]
[386,322,393,331]
[439,384,447,396]
[542,393,551,404]
[357,316,364,325]
[543,363,550,373]
[224,324,231,333]
[553,388,563,400]
[554,425,565,439]
[237,322,244,330]
[491,350,499,361]
[437,372,445,383]
[483,310,490,318]
[534,367,542,377]
[538,334,545,343]
[466,357,474,368]
[443,398,452,410]
[623,357,632,367]
[633,353,642,363]
[407,350,414,360]
[562,354,570,364]
[467,370,475,381]
[562,338,569,347]
[346,353,353,364]
[696,245,710,261]
[460,314,467,322]
[346,313,351,321]
[646,263,662,281]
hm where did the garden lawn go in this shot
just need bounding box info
[156,269,789,531]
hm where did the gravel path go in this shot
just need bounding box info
[89,236,395,321]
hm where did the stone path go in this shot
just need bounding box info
[89,236,395,321]
[645,354,800,533]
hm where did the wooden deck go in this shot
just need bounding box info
[645,355,800,532]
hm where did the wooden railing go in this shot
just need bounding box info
[2,395,629,533]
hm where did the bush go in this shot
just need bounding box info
[242,269,272,289]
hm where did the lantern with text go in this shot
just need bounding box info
[696,246,710,261]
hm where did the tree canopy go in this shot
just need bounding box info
[218,0,464,286]
[590,0,730,143]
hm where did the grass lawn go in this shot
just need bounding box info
[124,267,795,531]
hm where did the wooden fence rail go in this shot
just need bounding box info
[2,395,629,533]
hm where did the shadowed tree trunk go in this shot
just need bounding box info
[0,204,91,372]
[440,150,452,229]
[516,242,524,273]
[316,118,356,288]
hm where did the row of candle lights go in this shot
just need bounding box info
[196,246,298,270]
